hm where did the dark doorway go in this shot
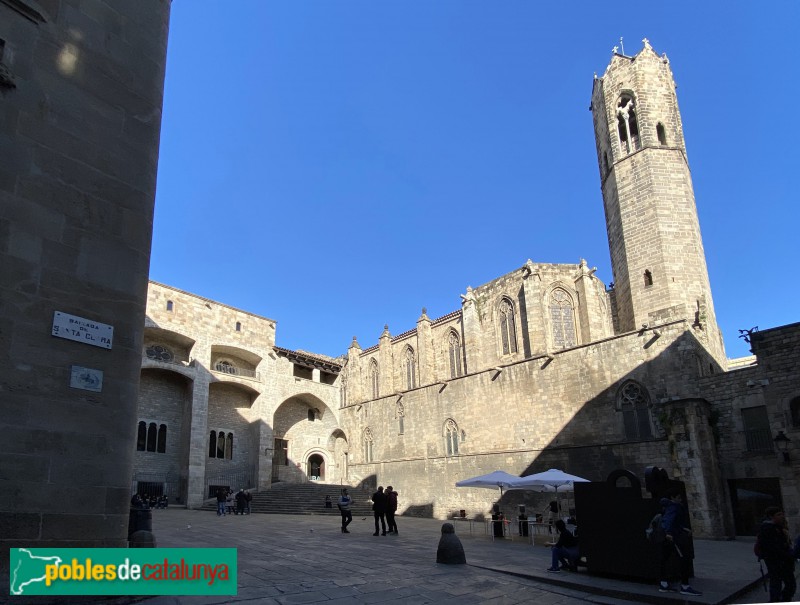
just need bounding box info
[308,454,324,481]
[729,477,782,535]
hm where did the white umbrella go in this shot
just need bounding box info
[455,470,522,496]
[509,469,590,516]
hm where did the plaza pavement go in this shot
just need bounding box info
[135,508,768,605]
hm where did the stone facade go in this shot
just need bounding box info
[138,282,342,507]
[590,41,725,365]
[129,41,797,538]
[0,0,171,560]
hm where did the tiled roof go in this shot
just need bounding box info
[274,346,342,372]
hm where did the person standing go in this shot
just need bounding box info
[338,488,353,533]
[372,486,388,536]
[758,506,796,602]
[235,488,247,515]
[215,488,227,516]
[658,489,702,596]
[386,486,398,535]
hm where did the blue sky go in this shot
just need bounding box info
[152,1,799,360]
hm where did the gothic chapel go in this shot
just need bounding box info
[135,41,800,538]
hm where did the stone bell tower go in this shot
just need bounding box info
[590,39,726,365]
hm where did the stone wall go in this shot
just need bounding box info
[0,0,171,558]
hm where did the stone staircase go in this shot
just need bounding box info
[201,482,375,517]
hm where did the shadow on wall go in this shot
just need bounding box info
[403,503,434,518]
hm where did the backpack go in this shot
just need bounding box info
[646,513,666,544]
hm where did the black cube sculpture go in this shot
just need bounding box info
[574,467,692,581]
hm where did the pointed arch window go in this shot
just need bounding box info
[498,298,518,355]
[444,419,460,456]
[136,421,147,451]
[657,122,667,146]
[369,360,379,399]
[404,347,416,390]
[617,95,641,154]
[156,424,167,453]
[550,288,577,350]
[341,376,347,408]
[790,396,800,428]
[397,402,405,435]
[618,381,652,440]
[209,430,234,460]
[137,421,167,453]
[363,427,375,463]
[448,331,463,378]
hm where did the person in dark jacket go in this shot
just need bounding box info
[546,519,579,572]
[215,488,227,516]
[658,490,702,596]
[371,486,388,536]
[235,489,248,515]
[386,486,399,535]
[758,506,796,602]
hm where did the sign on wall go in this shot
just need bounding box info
[70,366,104,392]
[52,311,113,349]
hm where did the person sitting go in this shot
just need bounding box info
[546,519,579,572]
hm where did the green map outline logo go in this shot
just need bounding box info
[9,548,237,596]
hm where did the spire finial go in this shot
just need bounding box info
[619,37,625,55]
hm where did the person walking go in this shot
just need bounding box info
[338,488,353,533]
[757,506,796,602]
[658,489,702,596]
[371,486,388,536]
[386,486,398,535]
[546,519,579,572]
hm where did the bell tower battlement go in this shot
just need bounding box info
[590,40,726,364]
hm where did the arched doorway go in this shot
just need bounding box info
[308,454,324,481]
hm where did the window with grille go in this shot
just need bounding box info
[448,331,463,378]
[404,347,416,390]
[742,406,773,452]
[370,360,379,399]
[444,419,460,456]
[397,402,405,435]
[618,381,652,440]
[549,288,577,349]
[363,428,374,463]
[498,298,518,355]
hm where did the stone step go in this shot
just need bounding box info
[201,482,376,516]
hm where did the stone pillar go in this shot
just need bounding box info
[379,325,394,395]
[346,337,362,403]
[416,308,434,385]
[0,1,172,558]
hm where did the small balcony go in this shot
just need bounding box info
[212,361,260,381]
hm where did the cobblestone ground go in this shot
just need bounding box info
[137,510,607,604]
[131,509,764,605]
